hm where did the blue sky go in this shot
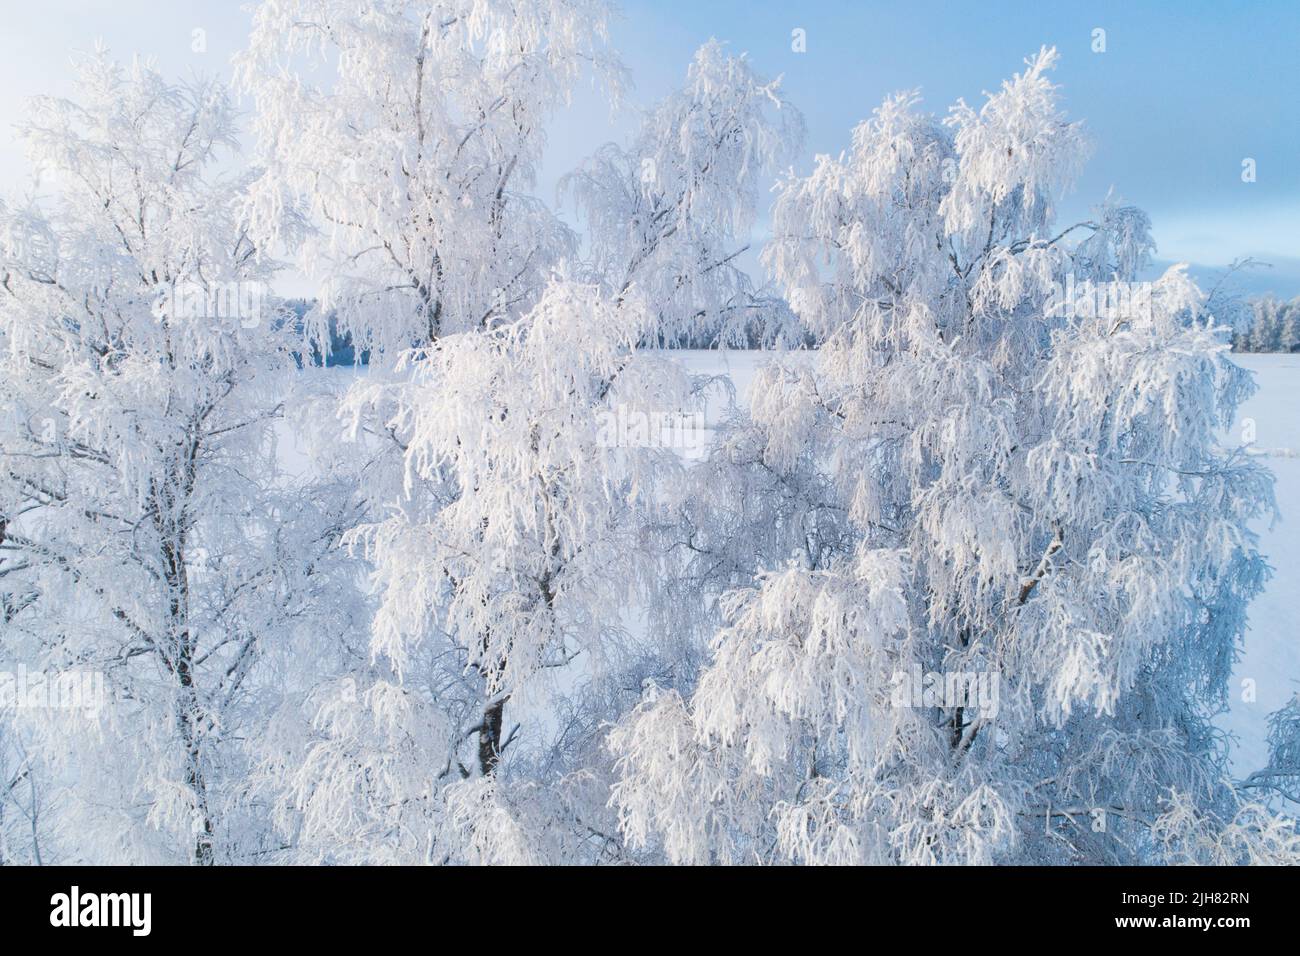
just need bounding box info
[2,0,1296,296]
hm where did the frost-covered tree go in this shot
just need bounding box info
[1152,789,1300,865]
[236,0,618,358]
[0,721,45,865]
[1242,694,1300,805]
[0,52,356,864]
[260,280,696,863]
[564,39,804,348]
[609,48,1293,865]
[238,0,711,862]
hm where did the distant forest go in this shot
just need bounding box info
[1233,295,1300,352]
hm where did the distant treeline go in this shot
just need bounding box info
[1233,296,1300,352]
[279,298,800,363]
[284,292,1300,357]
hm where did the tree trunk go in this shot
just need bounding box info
[175,653,214,865]
[477,697,507,777]
[158,434,214,865]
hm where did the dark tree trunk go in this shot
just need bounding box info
[157,427,215,865]
[477,697,506,777]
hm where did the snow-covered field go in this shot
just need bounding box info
[1221,354,1300,777]
[281,350,1300,780]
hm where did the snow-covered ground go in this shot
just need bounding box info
[279,350,1300,779]
[1221,354,1300,777]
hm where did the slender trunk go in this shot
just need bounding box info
[27,771,42,866]
[165,536,214,865]
[477,697,507,777]
[157,427,214,864]
[950,625,971,750]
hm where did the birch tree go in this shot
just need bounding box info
[0,52,353,864]
[609,48,1292,865]
[238,0,679,862]
[564,39,804,347]
[237,0,618,357]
